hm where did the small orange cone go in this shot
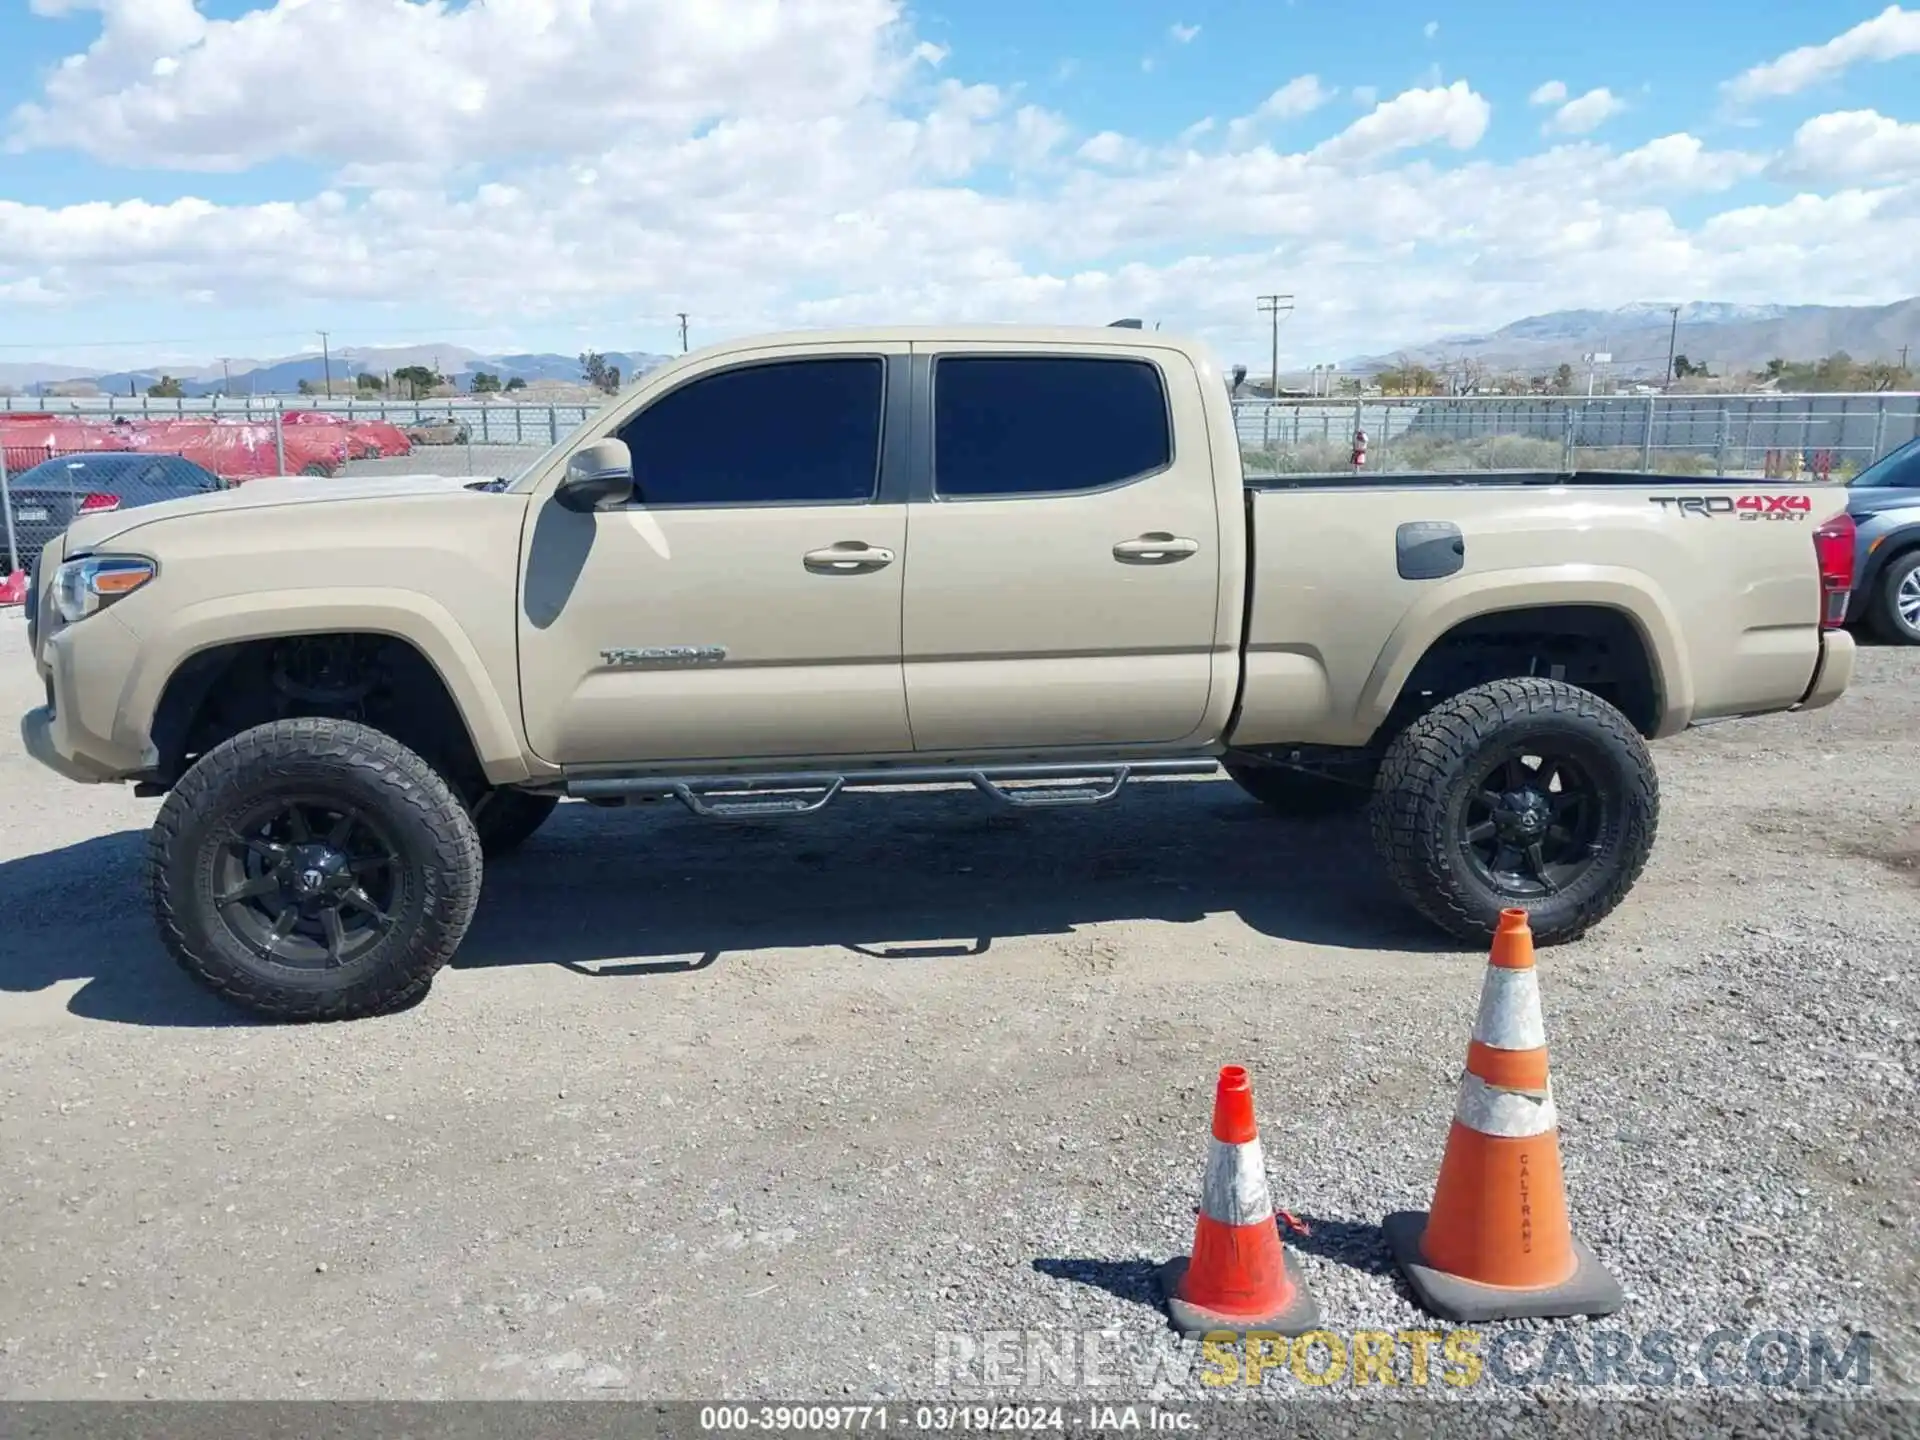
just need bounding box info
[1158,1065,1319,1336]
[1385,909,1624,1321]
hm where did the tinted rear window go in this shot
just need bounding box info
[934,356,1172,497]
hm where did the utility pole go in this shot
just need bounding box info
[1256,293,1294,396]
[1902,344,1911,373]
[1664,305,1680,388]
[317,329,332,399]
[677,313,690,354]
[220,358,232,395]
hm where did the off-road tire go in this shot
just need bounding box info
[1369,677,1658,945]
[471,789,560,857]
[148,718,483,1021]
[1869,550,1920,645]
[1224,759,1373,817]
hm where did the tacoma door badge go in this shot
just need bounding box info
[600,645,729,668]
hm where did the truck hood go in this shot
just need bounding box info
[63,471,490,551]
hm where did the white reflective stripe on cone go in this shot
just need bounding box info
[1471,965,1547,1051]
[1201,1135,1275,1226]
[1454,1072,1558,1139]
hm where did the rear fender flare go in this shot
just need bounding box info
[1355,565,1694,739]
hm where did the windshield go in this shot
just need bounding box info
[1848,436,1920,488]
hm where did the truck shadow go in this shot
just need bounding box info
[0,780,1445,1027]
[454,779,1445,972]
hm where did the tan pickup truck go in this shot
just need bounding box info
[19,326,1858,1020]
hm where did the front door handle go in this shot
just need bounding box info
[804,542,896,574]
[1113,533,1200,564]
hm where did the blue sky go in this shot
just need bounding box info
[1,0,1917,376]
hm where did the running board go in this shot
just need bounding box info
[566,759,1220,820]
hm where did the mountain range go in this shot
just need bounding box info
[4,298,1917,395]
[0,344,675,397]
[1346,298,1920,379]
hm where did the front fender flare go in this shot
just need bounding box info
[116,587,532,785]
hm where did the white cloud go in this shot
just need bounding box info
[1312,82,1491,164]
[1076,131,1150,168]
[1772,109,1920,183]
[1,3,1917,368]
[1010,105,1073,169]
[8,0,921,170]
[1225,74,1336,146]
[1423,20,1439,39]
[1545,87,1627,135]
[1723,5,1920,104]
[1529,79,1568,107]
[1169,22,1201,43]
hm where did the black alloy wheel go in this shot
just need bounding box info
[1370,677,1659,945]
[213,797,401,969]
[1459,746,1604,899]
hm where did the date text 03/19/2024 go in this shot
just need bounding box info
[697,1404,1197,1432]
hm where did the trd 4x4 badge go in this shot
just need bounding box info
[1649,494,1814,521]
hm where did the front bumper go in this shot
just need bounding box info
[19,705,123,783]
[1794,628,1855,713]
[19,608,151,784]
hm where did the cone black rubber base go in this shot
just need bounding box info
[1383,1210,1625,1323]
[1156,1253,1320,1338]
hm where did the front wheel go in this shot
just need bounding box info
[1369,678,1659,945]
[148,718,483,1021]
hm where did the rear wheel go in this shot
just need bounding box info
[1369,678,1658,945]
[1869,551,1920,645]
[148,718,483,1021]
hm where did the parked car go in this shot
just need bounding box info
[22,326,1855,1021]
[1842,436,1920,643]
[3,451,222,576]
[404,416,470,446]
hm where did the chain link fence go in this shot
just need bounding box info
[10,390,1919,603]
[1236,393,1920,479]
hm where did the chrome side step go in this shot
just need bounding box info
[566,759,1219,820]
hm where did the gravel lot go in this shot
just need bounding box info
[2,613,1915,1410]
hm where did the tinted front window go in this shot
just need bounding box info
[934,356,1171,497]
[616,358,884,506]
[1851,437,1920,489]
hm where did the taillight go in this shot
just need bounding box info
[77,493,121,514]
[1812,512,1856,629]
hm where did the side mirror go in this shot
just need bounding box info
[556,438,634,511]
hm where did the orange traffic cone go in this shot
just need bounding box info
[1385,909,1624,1321]
[1158,1065,1319,1336]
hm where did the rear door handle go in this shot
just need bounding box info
[1113,533,1200,564]
[804,542,896,574]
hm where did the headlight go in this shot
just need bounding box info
[53,556,157,624]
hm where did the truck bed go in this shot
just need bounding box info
[1230,474,1846,751]
[1245,469,1815,490]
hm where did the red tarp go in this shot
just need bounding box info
[1,413,409,483]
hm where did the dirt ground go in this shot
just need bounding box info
[2,614,1915,1409]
